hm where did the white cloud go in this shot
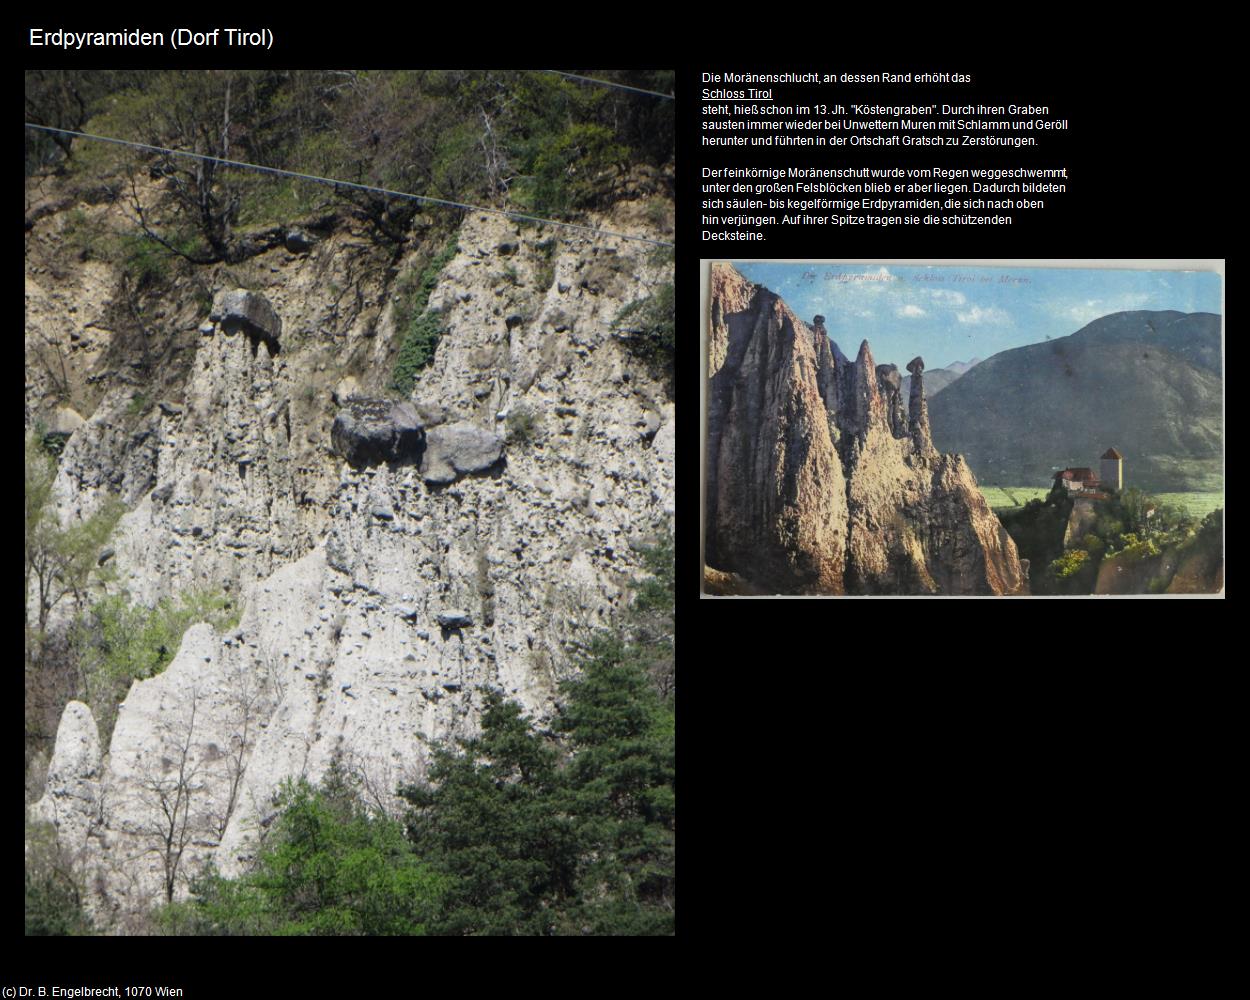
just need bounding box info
[956,305,1010,326]
[897,304,927,318]
[929,290,966,306]
[1056,293,1152,327]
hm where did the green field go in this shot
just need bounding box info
[1153,492,1225,519]
[981,486,1224,520]
[980,486,1051,511]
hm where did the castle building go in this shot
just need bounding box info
[1054,467,1099,492]
[1100,447,1123,491]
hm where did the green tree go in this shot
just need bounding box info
[401,523,675,936]
[162,774,446,935]
[25,820,93,936]
[553,636,675,935]
[25,434,124,641]
[402,692,575,935]
[73,587,239,745]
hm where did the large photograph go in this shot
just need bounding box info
[26,69,675,935]
[704,260,1223,597]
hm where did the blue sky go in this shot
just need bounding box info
[732,262,1223,371]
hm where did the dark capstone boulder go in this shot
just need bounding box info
[284,230,313,254]
[875,364,901,393]
[437,611,473,629]
[420,421,504,484]
[330,398,425,468]
[210,290,282,349]
[906,356,925,376]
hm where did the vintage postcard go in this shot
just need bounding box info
[703,260,1223,596]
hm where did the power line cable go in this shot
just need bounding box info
[543,70,675,100]
[23,122,675,248]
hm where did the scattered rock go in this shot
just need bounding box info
[638,410,662,440]
[496,241,519,256]
[157,400,183,417]
[437,611,473,629]
[97,547,115,566]
[331,375,361,406]
[325,530,353,574]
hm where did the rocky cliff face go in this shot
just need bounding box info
[706,263,1023,596]
[26,175,673,928]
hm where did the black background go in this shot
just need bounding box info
[22,19,1228,968]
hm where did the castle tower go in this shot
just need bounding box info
[1100,447,1123,491]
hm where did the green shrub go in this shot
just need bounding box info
[391,312,444,396]
[76,586,240,743]
[117,233,172,285]
[391,240,458,396]
[505,406,538,445]
[1050,548,1089,580]
[157,775,447,936]
[614,281,674,382]
[517,122,625,216]
[25,820,93,936]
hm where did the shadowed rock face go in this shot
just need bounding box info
[706,263,1024,595]
[707,265,847,593]
[331,398,426,467]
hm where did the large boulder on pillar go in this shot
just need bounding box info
[210,289,282,352]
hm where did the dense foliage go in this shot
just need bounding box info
[158,769,447,936]
[390,240,459,395]
[1000,482,1222,594]
[24,821,93,936]
[26,70,674,270]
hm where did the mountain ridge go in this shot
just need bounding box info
[927,310,1222,491]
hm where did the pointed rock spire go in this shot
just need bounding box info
[906,357,936,456]
[851,340,882,436]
